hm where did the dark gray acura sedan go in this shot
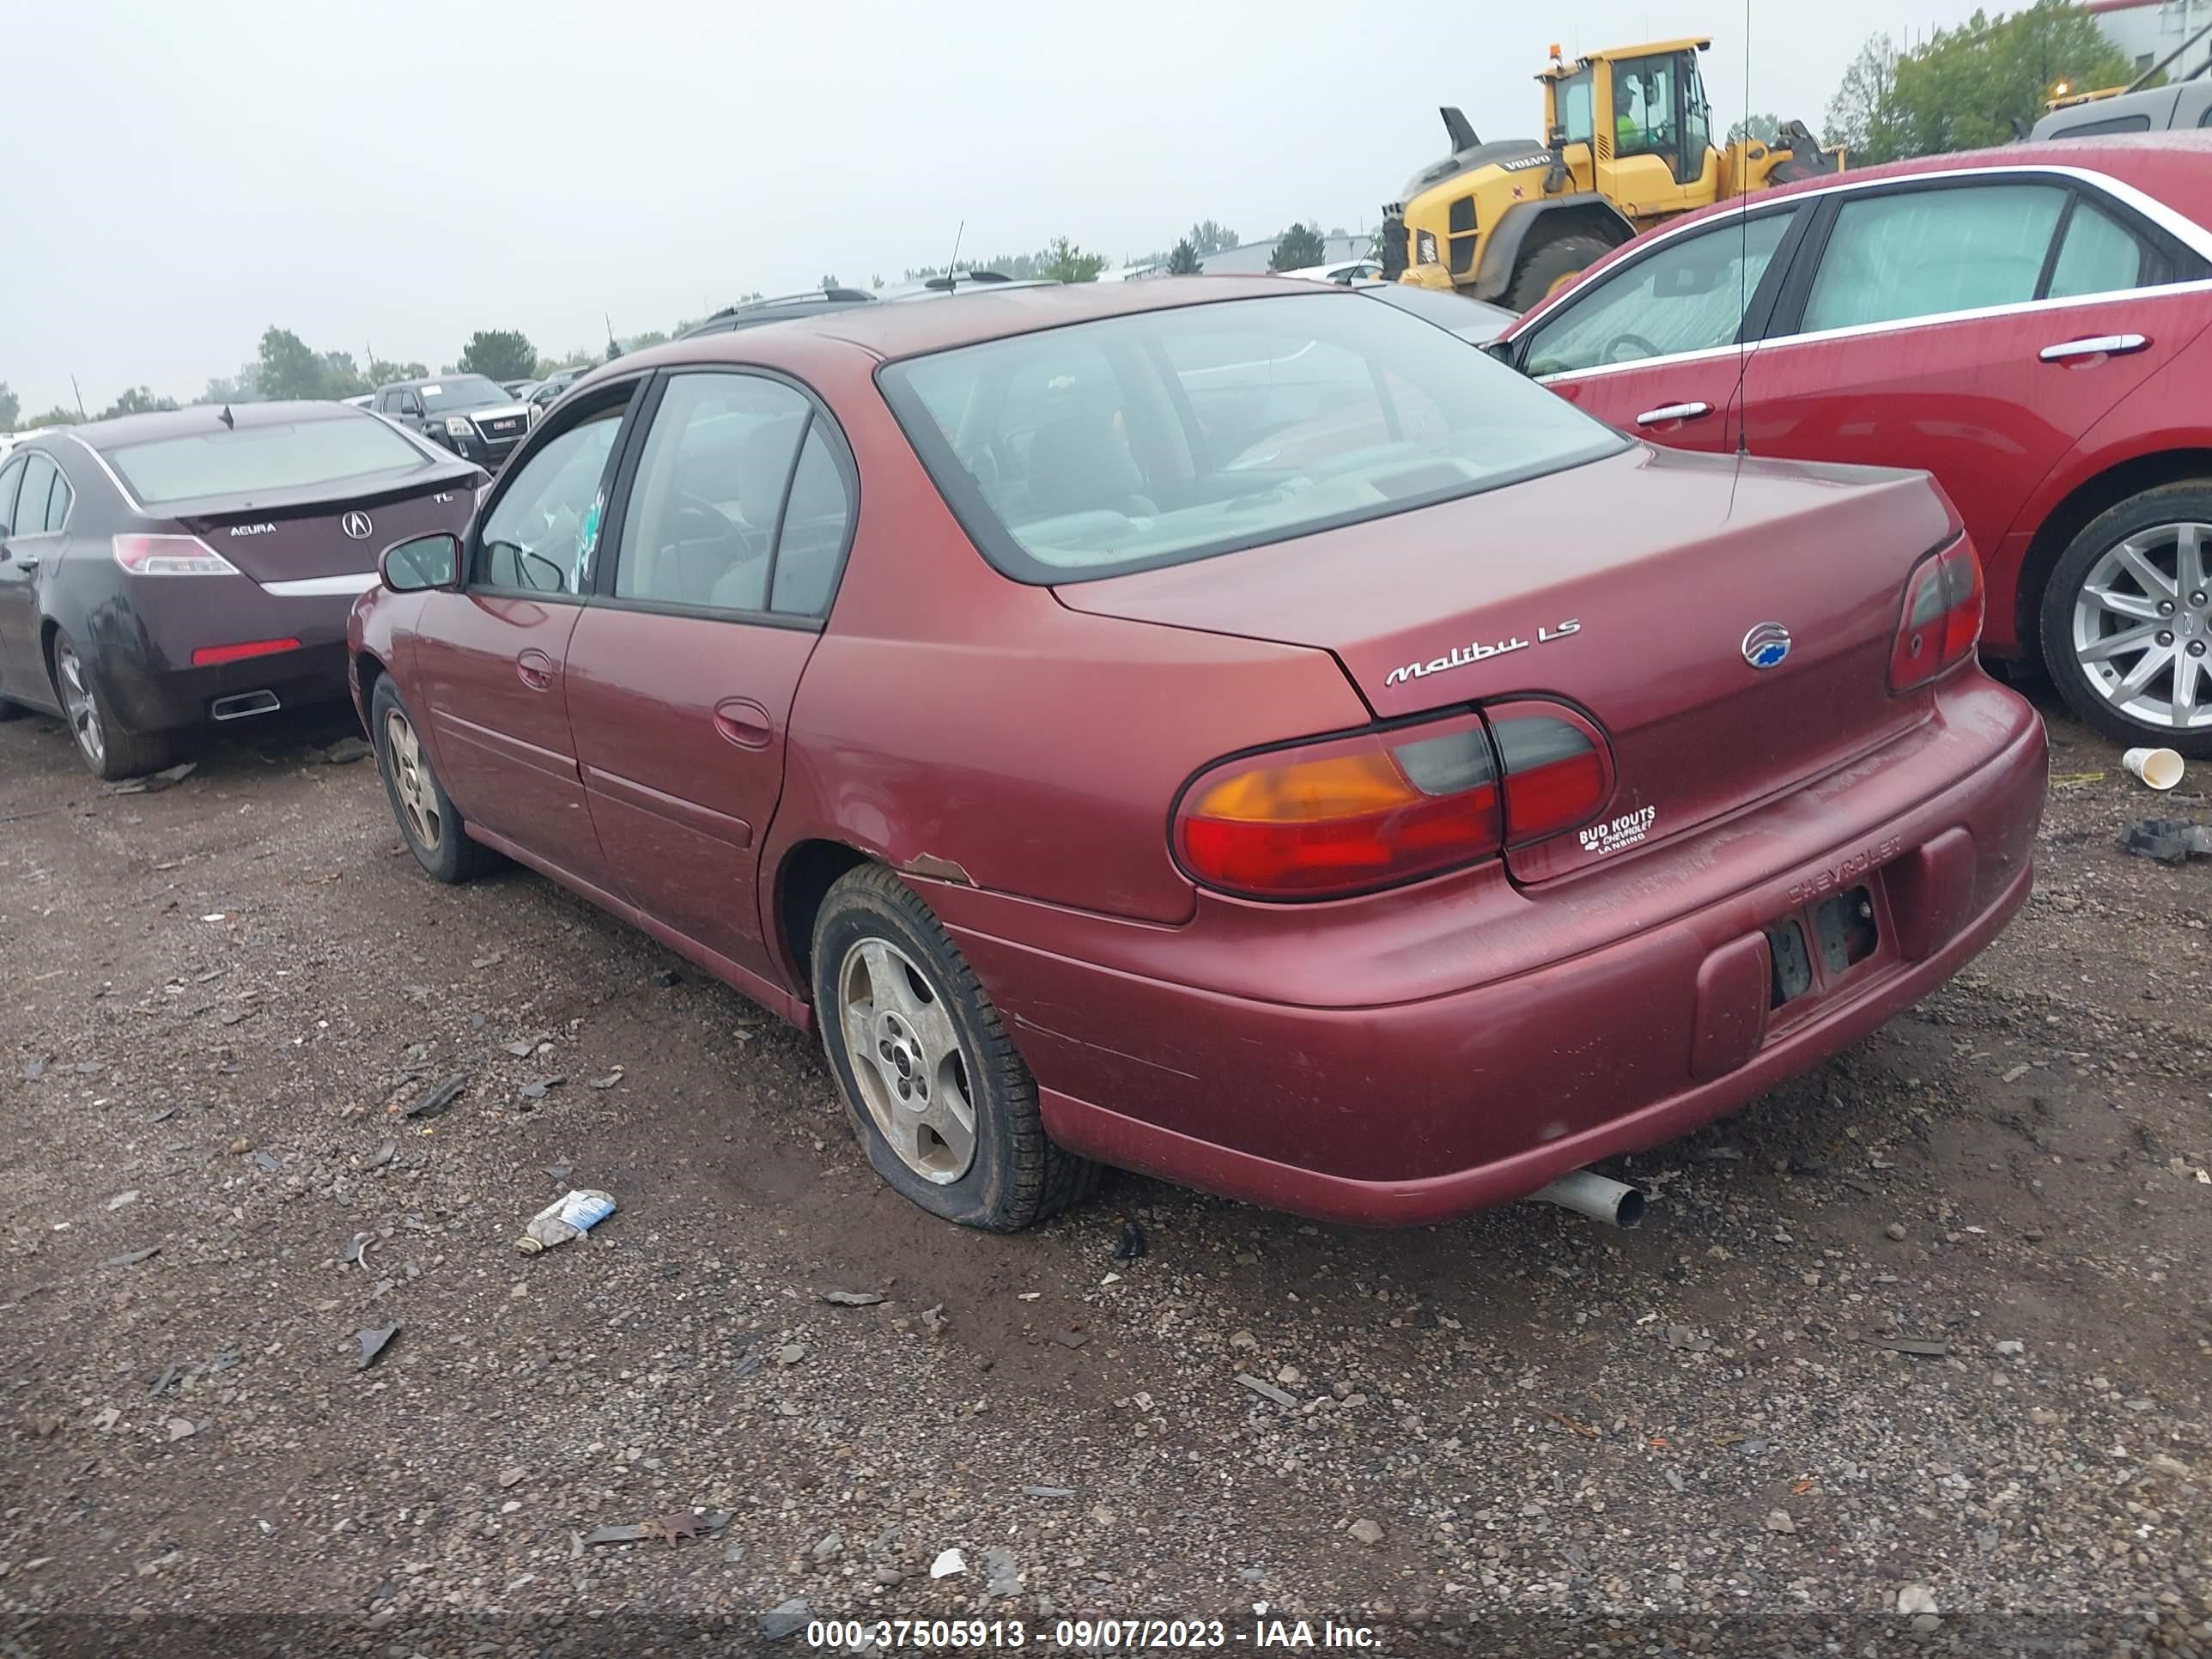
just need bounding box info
[0,402,477,779]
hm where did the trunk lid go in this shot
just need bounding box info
[1054,445,1960,884]
[176,469,478,583]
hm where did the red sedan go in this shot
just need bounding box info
[349,279,2045,1231]
[1494,134,2212,753]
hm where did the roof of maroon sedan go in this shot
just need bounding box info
[637,275,1331,368]
[73,399,366,451]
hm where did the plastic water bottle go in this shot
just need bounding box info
[516,1188,616,1255]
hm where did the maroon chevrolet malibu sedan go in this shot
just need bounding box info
[348,278,2048,1231]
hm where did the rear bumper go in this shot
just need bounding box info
[936,674,2047,1225]
[100,640,351,732]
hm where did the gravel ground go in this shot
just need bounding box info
[2,688,2209,1656]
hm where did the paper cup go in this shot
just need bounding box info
[2123,746,2185,791]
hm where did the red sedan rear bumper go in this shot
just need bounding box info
[937,675,2047,1226]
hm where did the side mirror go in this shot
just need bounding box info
[379,532,461,592]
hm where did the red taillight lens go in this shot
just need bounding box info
[1489,702,1614,843]
[191,639,301,667]
[1176,715,1502,899]
[112,534,240,577]
[1890,540,1983,692]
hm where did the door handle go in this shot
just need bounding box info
[2039,333,2148,362]
[515,648,556,690]
[1634,401,1712,426]
[14,555,37,573]
[713,696,775,750]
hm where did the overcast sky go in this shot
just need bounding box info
[6,0,1993,414]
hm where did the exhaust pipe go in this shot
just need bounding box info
[1532,1169,1647,1229]
[210,690,281,721]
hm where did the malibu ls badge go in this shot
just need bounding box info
[1384,619,1579,688]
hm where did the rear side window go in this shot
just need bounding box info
[13,454,58,535]
[1802,184,2065,331]
[614,372,812,613]
[2054,112,2152,137]
[42,467,71,532]
[2047,198,2154,299]
[108,416,430,506]
[1523,212,1790,375]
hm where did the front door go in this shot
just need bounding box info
[0,455,42,702]
[564,368,856,980]
[1515,204,1803,453]
[412,387,635,886]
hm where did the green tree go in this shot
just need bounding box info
[22,405,82,429]
[0,382,18,431]
[257,327,331,400]
[1829,4,2132,162]
[98,386,179,419]
[456,329,538,382]
[1167,237,1201,276]
[819,273,842,290]
[368,357,428,386]
[198,362,262,404]
[320,351,369,398]
[1726,112,1783,145]
[1041,237,1107,283]
[1187,219,1240,256]
[1269,222,1328,272]
[621,330,668,353]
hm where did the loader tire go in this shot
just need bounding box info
[1506,233,1613,311]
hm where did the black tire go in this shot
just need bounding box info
[47,629,175,781]
[369,675,500,882]
[0,699,27,722]
[811,863,1101,1231]
[2039,481,2212,757]
[1507,231,1614,312]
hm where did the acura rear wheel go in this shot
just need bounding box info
[49,630,173,781]
[811,863,1100,1231]
[2043,484,2212,757]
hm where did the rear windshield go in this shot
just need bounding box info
[420,379,511,412]
[878,291,1622,582]
[108,415,431,507]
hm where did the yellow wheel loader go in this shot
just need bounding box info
[1381,39,1843,309]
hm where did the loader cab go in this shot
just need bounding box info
[1547,40,1718,223]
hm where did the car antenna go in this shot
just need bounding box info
[1731,0,1753,462]
[942,220,965,292]
[218,404,234,430]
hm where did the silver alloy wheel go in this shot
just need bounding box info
[54,639,103,768]
[836,938,976,1184]
[2071,521,2212,733]
[382,708,442,851]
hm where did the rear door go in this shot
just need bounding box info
[410,381,637,885]
[1735,172,2212,616]
[0,453,46,701]
[1513,203,1808,453]
[563,368,855,981]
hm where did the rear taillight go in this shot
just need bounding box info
[1176,714,1501,899]
[191,639,301,667]
[1488,701,1615,844]
[1175,702,1616,901]
[1889,539,1982,692]
[112,534,240,577]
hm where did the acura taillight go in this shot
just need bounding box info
[112,534,240,577]
[1890,539,1982,692]
[1175,702,1615,901]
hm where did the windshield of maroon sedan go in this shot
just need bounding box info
[879,291,1623,580]
[107,416,435,507]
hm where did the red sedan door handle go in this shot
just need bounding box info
[516,648,556,690]
[1633,400,1713,427]
[714,697,775,750]
[2039,332,2148,363]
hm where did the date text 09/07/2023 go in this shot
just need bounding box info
[804,1616,1383,1649]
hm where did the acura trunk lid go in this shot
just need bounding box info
[1054,445,1960,883]
[175,469,478,583]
